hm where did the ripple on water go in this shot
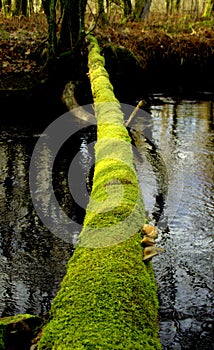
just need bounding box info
[144,98,214,349]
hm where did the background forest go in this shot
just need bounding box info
[0,0,213,87]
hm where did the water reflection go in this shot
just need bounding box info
[134,97,214,349]
[0,129,75,316]
[0,97,213,349]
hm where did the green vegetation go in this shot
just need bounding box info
[37,36,161,349]
[142,15,214,34]
[0,314,42,350]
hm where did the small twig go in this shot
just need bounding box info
[32,36,48,56]
[125,100,144,127]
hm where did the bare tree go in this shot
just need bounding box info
[133,0,153,20]
[134,0,147,20]
[165,0,181,15]
[123,0,132,17]
[203,0,214,17]
[11,0,27,15]
[97,0,108,23]
[1,0,11,15]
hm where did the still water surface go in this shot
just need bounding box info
[0,94,213,349]
[134,96,214,349]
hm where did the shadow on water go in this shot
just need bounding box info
[0,92,213,349]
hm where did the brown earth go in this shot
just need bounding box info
[95,21,214,70]
[0,14,48,90]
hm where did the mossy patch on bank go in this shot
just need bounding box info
[37,35,162,350]
[0,314,42,350]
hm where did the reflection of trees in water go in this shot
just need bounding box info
[0,135,73,316]
[124,97,213,348]
[52,124,96,222]
[208,101,213,127]
[172,100,178,137]
[146,98,214,349]
[1,141,29,315]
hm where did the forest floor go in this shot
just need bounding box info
[0,13,214,90]
[96,17,214,68]
[0,14,47,89]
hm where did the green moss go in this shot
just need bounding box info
[38,235,161,350]
[0,314,34,325]
[0,314,42,350]
[38,35,162,350]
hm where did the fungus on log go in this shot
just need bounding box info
[38,36,162,350]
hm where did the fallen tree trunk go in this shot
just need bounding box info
[38,35,162,350]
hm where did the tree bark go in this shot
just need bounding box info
[58,0,87,52]
[134,0,147,20]
[2,0,11,15]
[123,0,132,17]
[97,0,107,24]
[11,0,27,15]
[203,0,214,18]
[48,0,57,71]
[141,0,152,19]
[58,0,87,79]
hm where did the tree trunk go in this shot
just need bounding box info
[141,0,152,19]
[48,0,57,71]
[97,0,107,24]
[123,0,132,17]
[58,0,87,52]
[10,0,28,16]
[134,0,147,20]
[203,0,214,18]
[165,0,180,15]
[2,0,11,15]
[58,0,87,79]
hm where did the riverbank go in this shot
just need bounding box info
[0,14,213,95]
[94,19,214,98]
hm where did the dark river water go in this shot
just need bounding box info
[0,92,213,349]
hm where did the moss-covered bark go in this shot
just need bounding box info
[38,36,162,350]
[0,314,42,350]
[203,0,214,18]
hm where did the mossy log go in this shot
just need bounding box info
[38,36,162,350]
